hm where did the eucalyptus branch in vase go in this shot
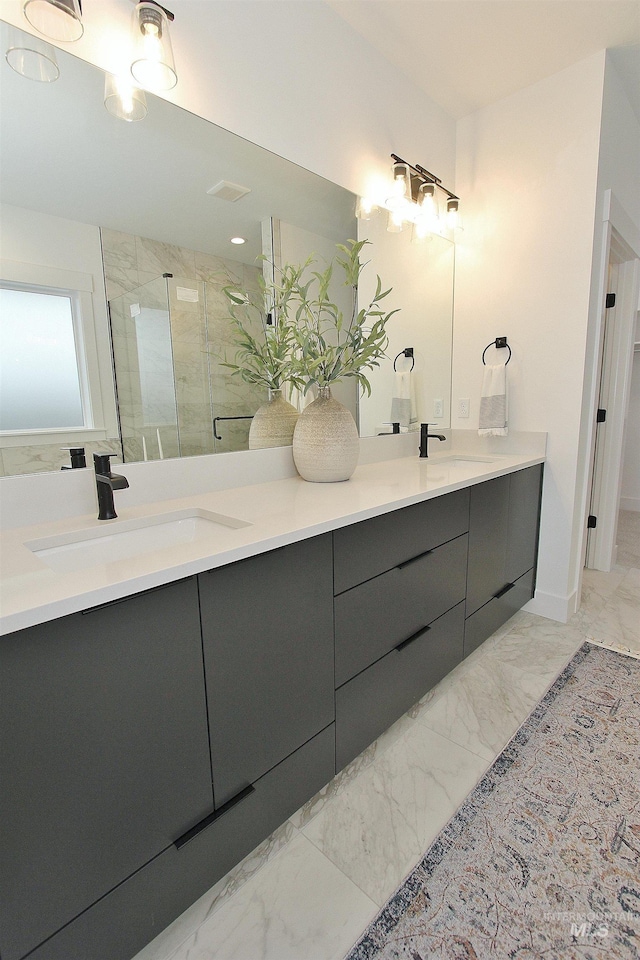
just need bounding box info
[288,239,399,396]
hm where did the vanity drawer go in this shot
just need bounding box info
[24,724,335,960]
[464,567,535,658]
[335,533,468,687]
[333,488,469,594]
[335,603,465,771]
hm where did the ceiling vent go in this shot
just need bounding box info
[206,180,251,202]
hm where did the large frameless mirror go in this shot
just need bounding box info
[0,19,454,477]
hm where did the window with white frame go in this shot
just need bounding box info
[0,260,116,446]
[0,282,88,430]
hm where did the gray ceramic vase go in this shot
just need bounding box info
[248,389,299,450]
[292,386,359,482]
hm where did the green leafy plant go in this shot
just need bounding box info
[221,275,305,393]
[288,238,399,396]
[222,239,398,397]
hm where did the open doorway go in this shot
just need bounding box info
[586,226,640,570]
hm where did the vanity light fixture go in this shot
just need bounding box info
[5,27,59,81]
[358,154,461,241]
[23,0,83,42]
[130,0,177,92]
[104,73,147,122]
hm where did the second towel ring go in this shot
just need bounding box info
[394,347,415,372]
[482,337,512,365]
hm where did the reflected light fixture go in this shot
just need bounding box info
[130,0,177,92]
[23,0,83,42]
[358,154,461,242]
[5,26,59,81]
[104,73,147,122]
[446,198,463,232]
[355,196,375,221]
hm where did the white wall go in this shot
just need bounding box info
[453,54,606,621]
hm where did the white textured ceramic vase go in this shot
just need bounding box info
[248,389,299,450]
[292,386,359,482]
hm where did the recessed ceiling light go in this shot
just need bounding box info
[230,237,246,245]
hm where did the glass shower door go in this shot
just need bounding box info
[109,276,179,462]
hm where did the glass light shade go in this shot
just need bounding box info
[23,0,83,42]
[411,219,434,243]
[356,196,376,220]
[391,161,410,199]
[131,1,177,92]
[104,74,148,122]
[5,29,59,81]
[386,208,404,233]
[418,181,439,216]
[446,198,463,232]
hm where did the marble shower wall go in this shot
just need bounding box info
[102,229,265,459]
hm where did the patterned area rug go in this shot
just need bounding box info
[345,643,640,960]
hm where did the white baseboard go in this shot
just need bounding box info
[523,588,578,624]
[620,497,640,512]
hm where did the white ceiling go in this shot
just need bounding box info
[328,0,640,119]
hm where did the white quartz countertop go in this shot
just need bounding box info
[0,450,544,636]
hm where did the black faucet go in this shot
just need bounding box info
[419,423,446,458]
[94,453,129,520]
[61,447,86,470]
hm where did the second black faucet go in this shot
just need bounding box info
[419,423,446,458]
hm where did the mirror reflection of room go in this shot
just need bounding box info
[0,20,454,476]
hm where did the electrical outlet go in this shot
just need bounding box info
[458,398,470,419]
[433,398,443,418]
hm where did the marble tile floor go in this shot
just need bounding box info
[133,513,640,960]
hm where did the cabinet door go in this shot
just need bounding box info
[199,534,335,808]
[506,464,543,583]
[465,474,510,617]
[0,578,213,960]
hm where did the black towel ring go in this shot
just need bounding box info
[482,337,512,365]
[393,347,415,372]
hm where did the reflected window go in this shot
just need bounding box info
[0,282,87,431]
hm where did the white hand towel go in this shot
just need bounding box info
[390,370,412,429]
[479,362,508,436]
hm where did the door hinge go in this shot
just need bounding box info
[597,408,607,423]
[605,293,616,308]
[587,515,597,529]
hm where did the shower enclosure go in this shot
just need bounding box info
[109,272,265,463]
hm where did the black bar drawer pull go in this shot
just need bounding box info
[397,549,434,570]
[395,623,431,652]
[493,582,515,600]
[174,784,255,850]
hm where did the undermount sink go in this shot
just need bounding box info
[25,508,252,574]
[428,455,498,465]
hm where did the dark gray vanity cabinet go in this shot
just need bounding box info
[198,533,335,808]
[464,464,543,656]
[333,489,470,770]
[0,469,543,960]
[0,577,213,960]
